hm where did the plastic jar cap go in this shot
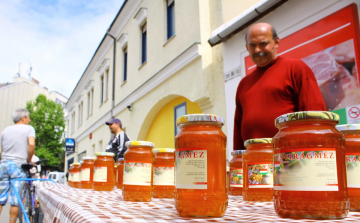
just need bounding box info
[275,111,339,127]
[176,114,225,126]
[95,152,115,157]
[244,138,272,147]
[125,141,155,148]
[82,156,95,160]
[73,162,80,166]
[231,150,246,155]
[153,148,175,154]
[117,158,124,161]
[336,124,360,131]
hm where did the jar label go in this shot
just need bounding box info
[247,163,273,188]
[230,168,243,187]
[94,167,107,182]
[346,153,360,188]
[81,168,90,181]
[69,173,73,181]
[274,149,338,191]
[72,172,80,182]
[175,148,207,189]
[123,162,152,186]
[153,166,175,186]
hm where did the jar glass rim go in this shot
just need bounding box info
[176,114,224,126]
[125,141,155,148]
[244,138,272,147]
[275,111,339,127]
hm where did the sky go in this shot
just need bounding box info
[0,0,125,98]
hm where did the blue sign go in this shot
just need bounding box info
[65,138,75,152]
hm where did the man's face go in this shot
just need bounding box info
[246,25,279,67]
[109,123,118,134]
[23,115,31,124]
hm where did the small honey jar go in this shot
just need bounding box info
[80,157,95,189]
[93,152,115,191]
[123,141,154,201]
[152,148,175,198]
[72,163,81,188]
[68,164,74,187]
[229,150,245,196]
[116,158,124,189]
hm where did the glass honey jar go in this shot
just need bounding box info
[336,124,360,211]
[80,157,95,189]
[273,111,349,219]
[123,141,154,202]
[152,148,175,198]
[116,158,124,190]
[243,138,273,202]
[68,164,74,187]
[229,150,245,196]
[175,114,227,217]
[93,152,115,191]
[72,163,81,188]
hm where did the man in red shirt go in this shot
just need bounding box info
[233,23,326,150]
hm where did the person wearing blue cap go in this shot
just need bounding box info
[105,118,130,161]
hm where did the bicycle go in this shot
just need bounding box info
[10,159,54,223]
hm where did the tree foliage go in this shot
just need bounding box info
[26,94,66,170]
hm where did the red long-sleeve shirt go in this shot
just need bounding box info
[233,56,326,150]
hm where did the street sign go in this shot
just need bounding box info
[65,138,75,153]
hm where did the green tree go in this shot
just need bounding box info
[26,94,66,170]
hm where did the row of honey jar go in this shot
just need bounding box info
[67,145,176,199]
[229,111,360,219]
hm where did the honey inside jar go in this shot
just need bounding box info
[152,148,175,198]
[123,141,154,202]
[175,114,227,217]
[93,152,115,191]
[68,164,74,187]
[116,158,124,190]
[72,163,81,188]
[229,150,245,196]
[80,157,95,189]
[243,139,273,202]
[336,124,360,211]
[273,111,349,219]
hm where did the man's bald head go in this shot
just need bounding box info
[245,23,278,44]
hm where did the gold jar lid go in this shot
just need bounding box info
[231,150,246,155]
[73,162,80,166]
[244,138,272,147]
[95,152,115,157]
[153,148,175,154]
[125,141,155,148]
[336,124,360,131]
[275,111,339,127]
[176,114,225,126]
[82,156,95,160]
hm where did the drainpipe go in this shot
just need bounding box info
[106,30,116,118]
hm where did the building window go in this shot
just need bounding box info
[167,0,175,39]
[100,75,104,105]
[141,23,147,64]
[91,88,94,114]
[123,47,128,82]
[78,151,86,161]
[87,91,90,118]
[78,101,83,127]
[174,102,186,136]
[105,69,109,101]
[71,112,75,134]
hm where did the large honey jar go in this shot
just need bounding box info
[93,152,115,191]
[336,124,360,211]
[72,163,81,188]
[175,114,227,217]
[243,138,273,201]
[68,164,74,187]
[152,148,175,198]
[116,158,124,189]
[273,111,349,219]
[229,150,245,196]
[80,157,95,189]
[123,141,154,202]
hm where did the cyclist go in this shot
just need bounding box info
[0,108,35,223]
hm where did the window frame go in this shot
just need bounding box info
[174,102,187,136]
[123,46,128,82]
[167,0,175,39]
[141,23,147,64]
[100,75,104,105]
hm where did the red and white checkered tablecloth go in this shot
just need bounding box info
[37,182,360,223]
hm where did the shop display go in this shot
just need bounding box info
[243,139,273,202]
[273,111,349,219]
[175,114,227,217]
[80,157,95,189]
[229,150,245,196]
[152,148,175,198]
[123,141,154,202]
[336,124,360,211]
[93,152,115,191]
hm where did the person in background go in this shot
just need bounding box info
[233,22,326,150]
[0,108,35,223]
[105,118,130,162]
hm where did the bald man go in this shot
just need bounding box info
[233,23,326,150]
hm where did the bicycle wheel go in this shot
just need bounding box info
[18,182,33,223]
